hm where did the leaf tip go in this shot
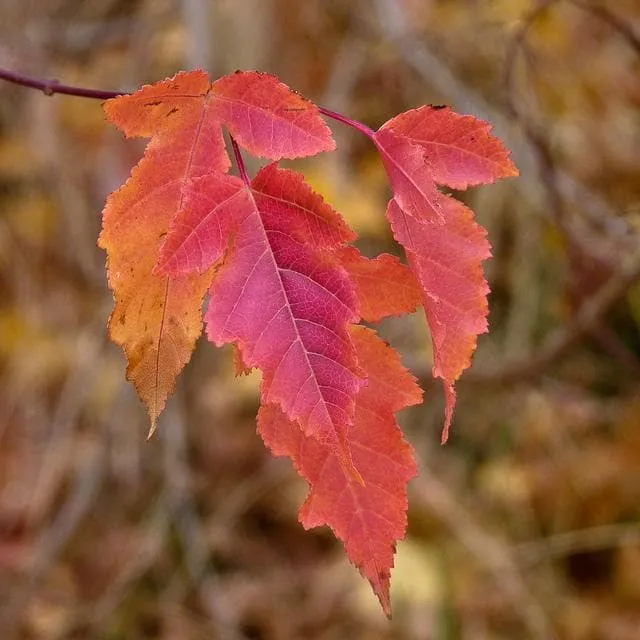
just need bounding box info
[369,569,392,618]
[147,419,158,440]
[440,381,456,444]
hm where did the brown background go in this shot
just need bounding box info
[0,1,639,638]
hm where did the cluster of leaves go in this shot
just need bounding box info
[99,69,516,615]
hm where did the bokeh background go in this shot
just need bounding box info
[1,1,639,638]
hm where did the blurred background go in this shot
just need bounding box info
[0,1,639,638]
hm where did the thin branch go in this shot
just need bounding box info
[466,251,640,384]
[515,522,640,567]
[0,67,122,100]
[0,66,379,141]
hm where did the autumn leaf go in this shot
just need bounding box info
[210,71,335,159]
[258,326,421,617]
[338,247,422,322]
[99,71,229,431]
[374,128,445,224]
[386,196,491,441]
[373,107,517,440]
[101,70,338,433]
[156,173,252,275]
[97,68,517,616]
[380,105,518,190]
[199,164,364,474]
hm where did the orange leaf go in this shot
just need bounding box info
[99,70,229,431]
[258,326,421,616]
[338,247,422,322]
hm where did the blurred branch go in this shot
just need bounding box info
[411,474,556,640]
[0,440,106,639]
[467,251,640,384]
[571,0,640,54]
[161,401,210,584]
[371,0,634,240]
[181,0,212,69]
[503,0,639,261]
[515,522,640,567]
[0,67,121,99]
[86,506,169,629]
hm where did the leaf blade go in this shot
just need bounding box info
[211,71,335,159]
[386,195,491,441]
[258,326,421,616]
[338,248,422,322]
[381,105,518,190]
[204,165,363,471]
[99,70,229,429]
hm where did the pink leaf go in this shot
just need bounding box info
[156,174,252,275]
[386,195,491,442]
[374,128,445,224]
[211,71,336,159]
[373,107,517,440]
[380,105,519,190]
[205,164,363,475]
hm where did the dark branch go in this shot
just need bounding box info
[0,67,124,100]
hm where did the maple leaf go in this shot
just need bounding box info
[380,105,518,190]
[99,71,229,431]
[373,107,517,441]
[100,70,336,432]
[258,326,421,617]
[94,68,518,616]
[338,247,422,322]
[180,164,365,474]
[210,71,335,159]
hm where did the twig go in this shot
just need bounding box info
[515,522,640,567]
[0,67,121,100]
[411,474,556,640]
[467,251,640,384]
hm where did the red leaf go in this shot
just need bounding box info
[374,128,444,224]
[386,195,491,442]
[98,69,518,615]
[99,71,229,430]
[373,109,516,440]
[211,71,335,159]
[380,105,518,190]
[204,164,363,474]
[338,247,422,322]
[156,173,252,275]
[258,326,421,617]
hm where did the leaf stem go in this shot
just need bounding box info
[230,136,250,186]
[318,106,376,138]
